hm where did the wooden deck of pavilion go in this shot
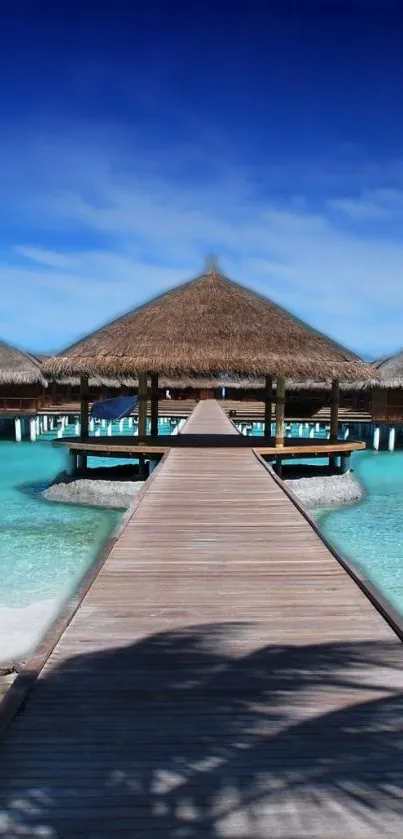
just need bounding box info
[1,400,403,837]
[54,432,365,466]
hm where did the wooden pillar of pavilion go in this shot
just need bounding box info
[264,375,273,438]
[329,378,340,471]
[150,373,159,437]
[275,376,286,448]
[273,376,286,477]
[138,373,148,440]
[78,374,89,472]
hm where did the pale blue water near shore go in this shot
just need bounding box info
[317,450,403,612]
[0,441,122,662]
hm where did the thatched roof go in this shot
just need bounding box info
[45,374,368,392]
[0,340,47,385]
[44,267,372,381]
[47,373,265,390]
[371,351,403,388]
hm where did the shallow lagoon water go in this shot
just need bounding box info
[0,441,121,662]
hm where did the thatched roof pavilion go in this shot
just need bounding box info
[0,340,46,386]
[43,265,373,453]
[44,267,369,381]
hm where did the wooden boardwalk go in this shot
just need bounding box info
[1,400,403,837]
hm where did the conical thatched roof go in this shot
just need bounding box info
[372,350,403,388]
[0,340,47,385]
[44,267,372,381]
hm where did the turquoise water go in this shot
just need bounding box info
[317,450,403,612]
[0,441,121,661]
[0,442,121,608]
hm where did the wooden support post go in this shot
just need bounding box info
[330,379,339,441]
[340,453,351,474]
[80,375,89,438]
[264,375,273,438]
[329,378,339,471]
[138,373,148,440]
[79,375,89,472]
[138,454,147,478]
[275,376,285,448]
[150,373,159,438]
[77,453,86,472]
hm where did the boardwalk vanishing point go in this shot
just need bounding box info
[1,400,403,837]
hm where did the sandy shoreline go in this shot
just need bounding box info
[0,597,61,669]
[42,468,365,512]
[42,477,144,508]
[285,471,364,509]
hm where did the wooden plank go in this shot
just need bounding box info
[0,399,402,838]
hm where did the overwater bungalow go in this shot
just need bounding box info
[43,262,373,471]
[0,340,48,440]
[366,351,403,449]
[371,351,403,422]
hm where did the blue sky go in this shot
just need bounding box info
[1,0,403,358]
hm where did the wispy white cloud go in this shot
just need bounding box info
[328,188,403,220]
[328,197,390,220]
[15,246,76,269]
[1,133,403,358]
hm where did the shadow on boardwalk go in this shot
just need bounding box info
[1,624,403,837]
